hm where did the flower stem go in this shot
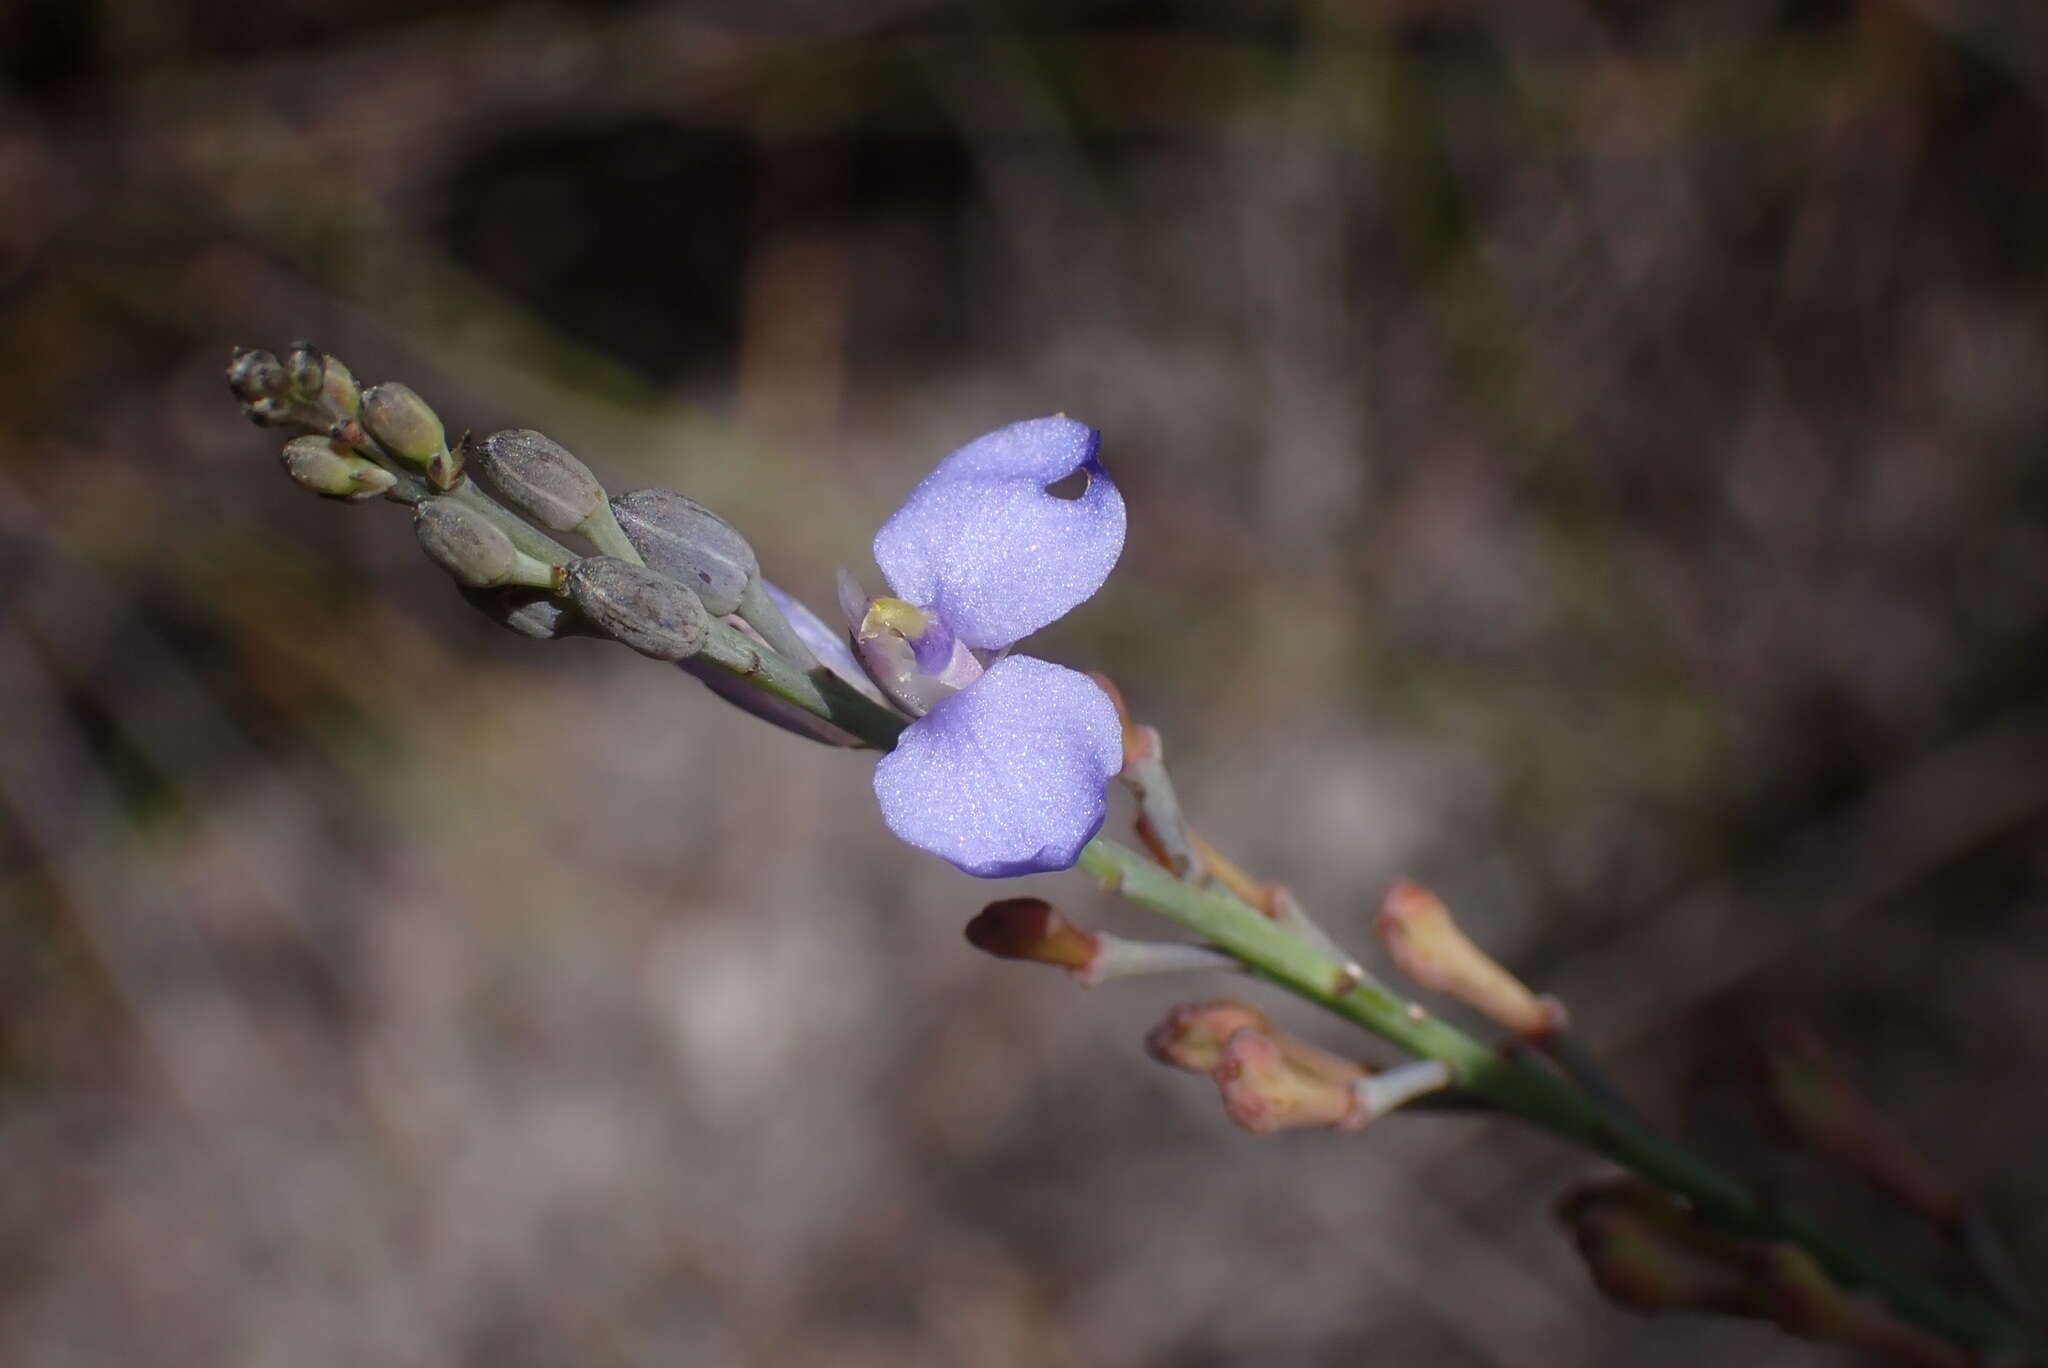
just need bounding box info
[1074,837,2045,1361]
[695,620,906,750]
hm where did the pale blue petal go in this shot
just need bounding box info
[764,581,878,699]
[873,416,1125,651]
[873,655,1122,877]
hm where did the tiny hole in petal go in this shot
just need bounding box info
[1043,469,1089,501]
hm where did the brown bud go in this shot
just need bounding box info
[964,898,1099,971]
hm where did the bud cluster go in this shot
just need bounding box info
[1145,1000,1451,1135]
[1557,1179,1971,1367]
[225,340,843,724]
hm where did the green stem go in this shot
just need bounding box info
[577,500,645,566]
[695,620,907,751]
[735,578,821,672]
[1075,838,2045,1361]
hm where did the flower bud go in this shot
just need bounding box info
[415,499,556,590]
[1375,880,1562,1039]
[565,556,710,661]
[610,488,756,616]
[475,429,606,533]
[240,396,295,427]
[284,340,326,399]
[318,354,361,418]
[1556,1179,1762,1318]
[227,347,290,404]
[280,435,396,502]
[1755,1021,1961,1231]
[1146,1001,1273,1073]
[1556,1180,1973,1365]
[458,585,598,641]
[966,898,1098,971]
[1212,1029,1365,1134]
[966,900,1240,986]
[362,382,459,489]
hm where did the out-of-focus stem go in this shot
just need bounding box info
[1073,837,2045,1362]
[1541,1029,1650,1131]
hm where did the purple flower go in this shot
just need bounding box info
[858,416,1127,877]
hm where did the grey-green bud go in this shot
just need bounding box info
[318,354,361,418]
[227,347,290,404]
[476,429,606,533]
[284,340,326,399]
[362,382,459,489]
[281,435,397,501]
[610,488,757,616]
[415,499,556,589]
[566,556,710,661]
[459,585,597,640]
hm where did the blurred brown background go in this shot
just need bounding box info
[3,1,2047,1363]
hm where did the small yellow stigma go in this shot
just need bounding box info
[859,596,934,642]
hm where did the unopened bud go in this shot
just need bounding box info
[611,488,756,616]
[1146,1001,1273,1073]
[566,556,710,661]
[318,354,361,418]
[966,898,1098,971]
[227,347,289,404]
[1557,1180,1971,1365]
[1756,1022,1961,1230]
[967,899,1237,985]
[476,429,606,533]
[1376,880,1561,1038]
[283,340,326,399]
[1213,1029,1365,1134]
[1750,1246,1970,1366]
[414,500,557,590]
[1557,1179,1762,1318]
[458,585,598,641]
[362,382,459,489]
[280,435,396,502]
